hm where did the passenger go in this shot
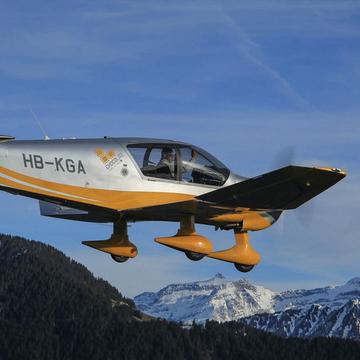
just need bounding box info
[181,149,200,182]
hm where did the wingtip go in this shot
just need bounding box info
[317,167,347,178]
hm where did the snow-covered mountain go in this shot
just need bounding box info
[134,275,360,340]
[134,273,277,323]
[243,278,360,340]
[243,299,360,341]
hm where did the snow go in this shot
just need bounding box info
[343,324,352,338]
[275,278,360,313]
[135,273,278,324]
[134,275,360,339]
[329,307,348,337]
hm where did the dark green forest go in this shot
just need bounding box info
[0,234,359,360]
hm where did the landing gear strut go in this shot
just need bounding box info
[82,218,138,263]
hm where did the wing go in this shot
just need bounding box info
[197,165,346,210]
[127,166,346,224]
[0,164,346,225]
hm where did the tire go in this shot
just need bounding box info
[111,254,129,263]
[234,263,254,273]
[185,251,205,261]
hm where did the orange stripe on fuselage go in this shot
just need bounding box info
[0,174,98,206]
[0,166,194,210]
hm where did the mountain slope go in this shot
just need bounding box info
[0,234,142,359]
[243,299,360,341]
[275,278,360,311]
[134,274,360,340]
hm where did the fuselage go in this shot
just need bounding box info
[0,137,260,226]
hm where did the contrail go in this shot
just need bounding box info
[217,4,312,109]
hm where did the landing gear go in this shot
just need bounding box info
[234,263,254,273]
[111,254,129,263]
[208,230,260,271]
[185,251,205,261]
[82,218,138,263]
[155,216,213,258]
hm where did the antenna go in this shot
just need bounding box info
[29,108,50,140]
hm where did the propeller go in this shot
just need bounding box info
[270,146,315,233]
[270,145,296,171]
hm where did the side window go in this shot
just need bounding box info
[180,147,228,186]
[128,145,178,180]
[128,147,147,168]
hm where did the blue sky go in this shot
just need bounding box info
[0,0,359,297]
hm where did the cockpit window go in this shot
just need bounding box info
[127,145,178,180]
[127,143,229,186]
[179,146,229,186]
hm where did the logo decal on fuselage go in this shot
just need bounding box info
[95,148,122,171]
[22,153,86,174]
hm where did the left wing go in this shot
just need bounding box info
[127,165,346,224]
[197,165,346,210]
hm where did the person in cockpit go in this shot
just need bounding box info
[157,148,176,178]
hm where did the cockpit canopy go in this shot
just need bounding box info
[127,143,230,186]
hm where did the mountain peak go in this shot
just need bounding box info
[135,273,276,324]
[345,277,360,286]
[236,277,252,285]
[214,272,225,279]
[200,272,228,286]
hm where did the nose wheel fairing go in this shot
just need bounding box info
[208,230,260,266]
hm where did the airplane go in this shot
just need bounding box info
[0,134,346,272]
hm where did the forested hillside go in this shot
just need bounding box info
[1,234,360,360]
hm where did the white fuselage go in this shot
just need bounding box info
[0,138,242,201]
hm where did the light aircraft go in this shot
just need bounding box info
[0,135,346,272]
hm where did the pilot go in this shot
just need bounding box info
[157,148,176,178]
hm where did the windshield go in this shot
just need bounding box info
[179,146,229,186]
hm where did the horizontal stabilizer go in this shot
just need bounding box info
[39,200,88,217]
[0,135,15,142]
[197,166,346,210]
